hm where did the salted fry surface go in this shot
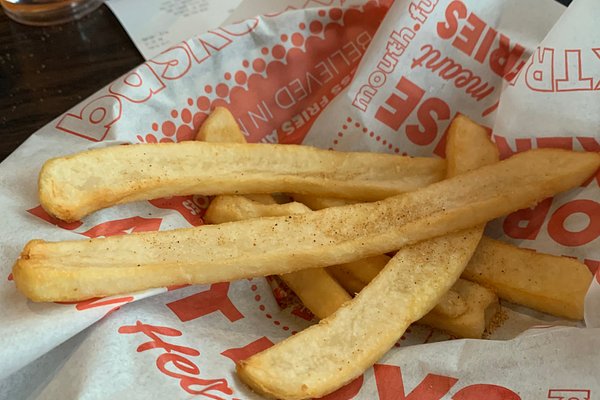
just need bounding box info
[14,148,600,302]
[464,237,592,320]
[236,115,498,398]
[38,142,445,221]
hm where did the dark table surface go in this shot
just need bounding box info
[0,1,572,162]
[0,5,143,162]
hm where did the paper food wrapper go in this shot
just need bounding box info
[1,0,599,398]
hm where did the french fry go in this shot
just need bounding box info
[14,148,600,302]
[330,237,591,320]
[418,279,499,339]
[204,196,309,224]
[463,237,592,320]
[196,106,248,144]
[236,115,499,398]
[199,108,350,320]
[195,107,276,206]
[205,196,351,321]
[38,141,446,222]
[205,194,493,335]
[328,256,470,319]
[291,194,359,210]
[296,129,592,320]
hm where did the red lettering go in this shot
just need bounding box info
[74,296,134,311]
[221,337,274,364]
[492,135,533,159]
[119,321,200,356]
[474,28,497,64]
[548,389,591,400]
[489,34,525,77]
[80,216,162,238]
[503,198,553,240]
[149,195,208,226]
[453,12,485,56]
[577,137,600,152]
[525,47,555,92]
[157,352,199,376]
[27,205,83,230]
[406,97,451,146]
[453,384,520,400]
[556,50,593,91]
[219,18,259,36]
[109,63,165,103]
[437,1,467,40]
[166,283,244,322]
[536,137,573,150]
[375,77,424,130]
[149,45,191,81]
[548,199,600,246]
[584,259,599,274]
[56,95,122,142]
[374,364,458,400]
[185,31,232,64]
[156,353,232,396]
[120,321,233,397]
[321,375,364,400]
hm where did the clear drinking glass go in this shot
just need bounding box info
[1,0,104,26]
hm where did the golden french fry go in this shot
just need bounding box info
[331,237,592,320]
[326,257,384,294]
[328,255,470,319]
[319,252,499,339]
[205,194,482,327]
[14,148,600,302]
[237,115,499,399]
[39,142,446,222]
[297,118,592,321]
[204,196,309,224]
[198,108,350,320]
[418,279,499,339]
[279,269,351,320]
[290,194,359,210]
[195,106,248,144]
[463,237,592,320]
[196,107,276,206]
[206,197,351,320]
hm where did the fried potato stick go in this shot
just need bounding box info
[195,107,276,206]
[199,108,350,320]
[236,115,499,398]
[329,237,591,321]
[205,194,498,337]
[463,237,592,320]
[14,148,600,302]
[39,141,446,221]
[328,256,465,317]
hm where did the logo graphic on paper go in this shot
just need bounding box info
[548,389,591,400]
[54,17,261,142]
[142,3,388,146]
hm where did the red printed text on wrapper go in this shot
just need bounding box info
[139,3,389,147]
[373,364,521,400]
[54,18,261,142]
[119,321,234,399]
[525,47,600,92]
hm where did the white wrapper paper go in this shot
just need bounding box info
[1,0,598,398]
